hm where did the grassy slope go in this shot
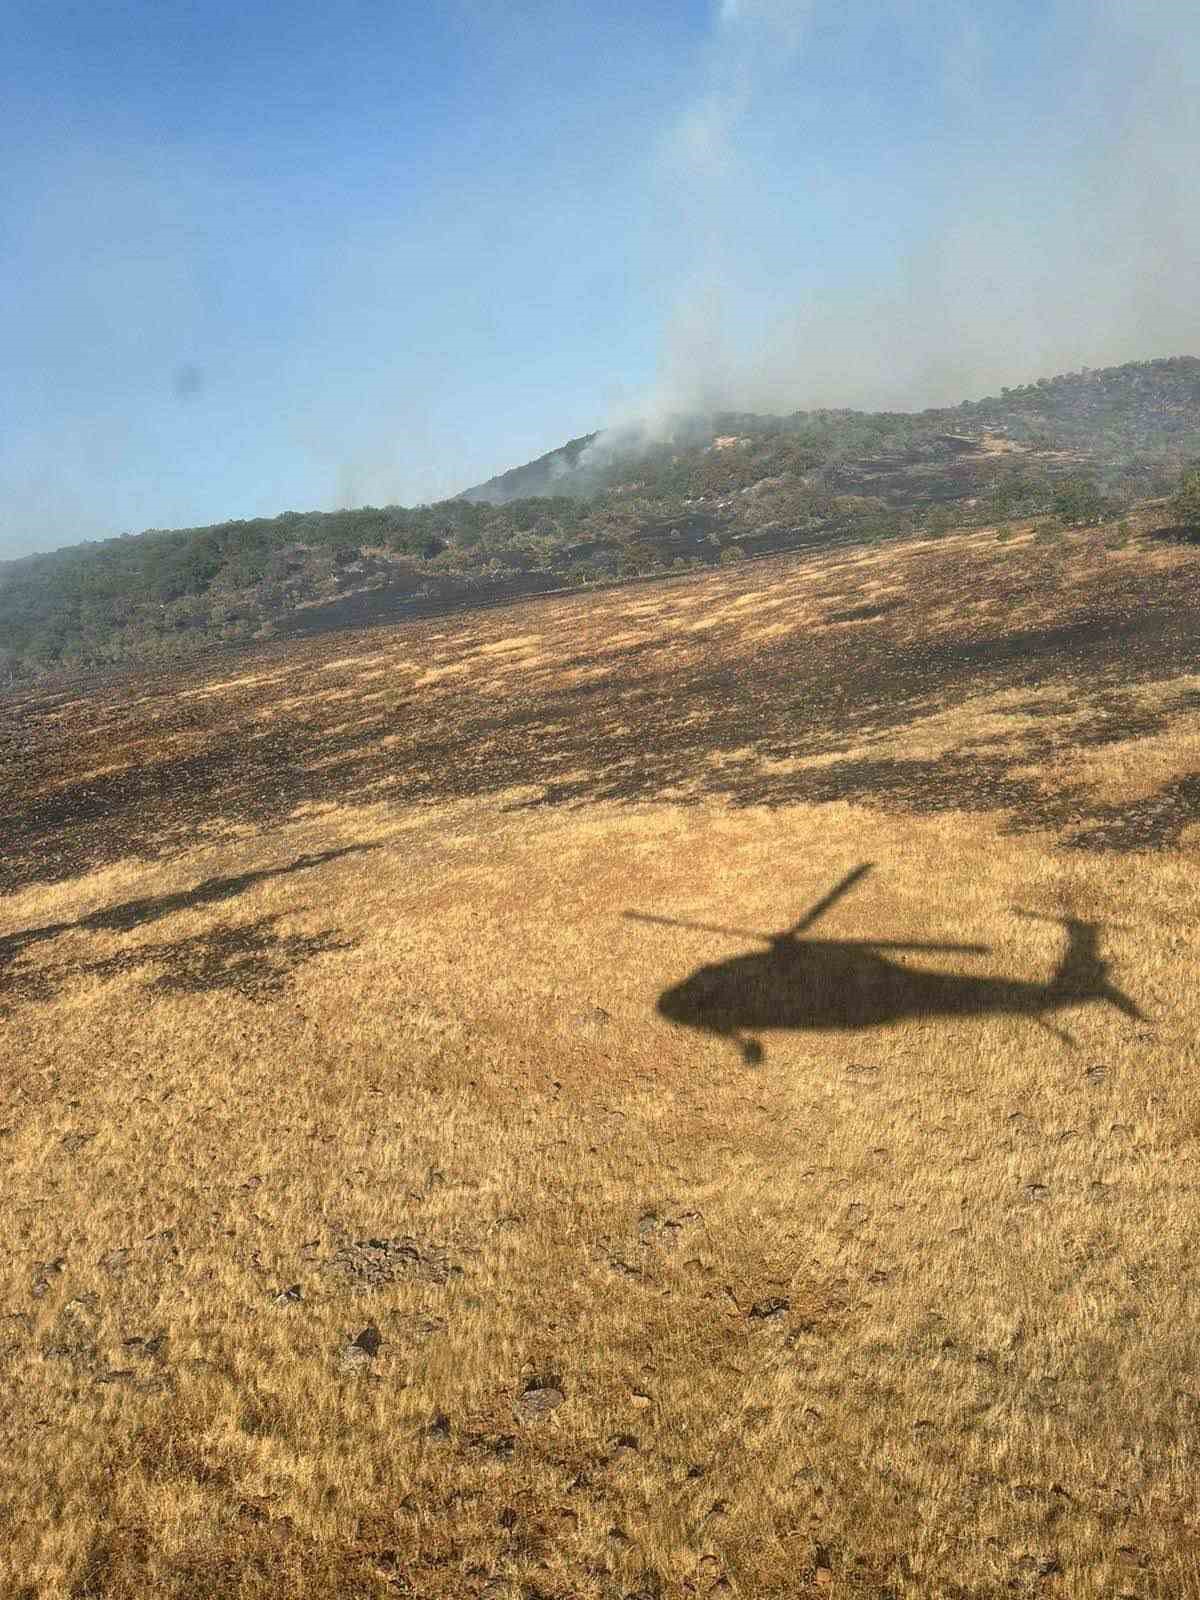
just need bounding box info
[2,514,1200,1599]
[3,356,1199,686]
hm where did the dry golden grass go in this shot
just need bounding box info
[3,520,1200,1599]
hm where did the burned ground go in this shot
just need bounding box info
[3,515,1200,1600]
[3,521,1199,900]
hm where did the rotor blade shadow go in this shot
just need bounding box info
[0,842,379,1008]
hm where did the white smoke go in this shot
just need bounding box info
[616,0,1200,431]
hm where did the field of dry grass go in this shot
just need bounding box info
[3,518,1200,1599]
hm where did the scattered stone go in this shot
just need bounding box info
[516,1374,566,1420]
[607,1527,631,1547]
[749,1297,790,1322]
[272,1284,303,1306]
[31,1257,67,1299]
[1024,1183,1050,1201]
[1086,1065,1107,1083]
[609,1433,639,1460]
[321,1234,460,1290]
[96,1368,136,1384]
[336,1325,383,1375]
[497,1507,519,1530]
[122,1333,166,1359]
[337,1344,373,1376]
[630,1390,652,1409]
[98,1247,132,1276]
[427,1411,452,1443]
[608,1255,642,1278]
[389,1309,447,1345]
[637,1210,701,1250]
[466,1432,516,1463]
[354,1325,383,1357]
[572,1006,612,1032]
[43,1297,100,1368]
[61,1132,96,1154]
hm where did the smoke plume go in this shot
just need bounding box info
[624,0,1200,432]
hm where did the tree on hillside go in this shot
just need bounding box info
[1171,467,1200,528]
[1052,476,1110,527]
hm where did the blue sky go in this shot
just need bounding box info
[3,0,1198,558]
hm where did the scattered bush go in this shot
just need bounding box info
[1170,467,1200,529]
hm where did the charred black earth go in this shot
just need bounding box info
[2,531,1199,902]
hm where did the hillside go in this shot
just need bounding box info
[3,517,1200,1596]
[2,356,1199,688]
[459,356,1200,505]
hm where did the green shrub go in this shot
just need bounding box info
[1170,467,1200,528]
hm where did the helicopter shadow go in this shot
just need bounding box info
[0,843,379,1011]
[625,863,1146,1064]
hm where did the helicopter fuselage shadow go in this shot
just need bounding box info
[631,864,1147,1063]
[660,943,1061,1035]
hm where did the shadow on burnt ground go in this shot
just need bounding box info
[3,593,1200,898]
[625,864,1148,1063]
[0,844,376,1012]
[1147,524,1200,547]
[2,914,358,1015]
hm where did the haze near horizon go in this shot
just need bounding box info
[3,0,1198,561]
